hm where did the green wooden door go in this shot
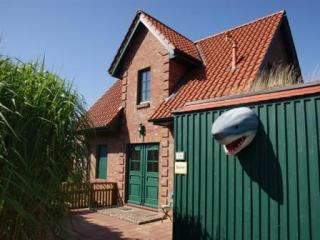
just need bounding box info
[144,145,159,208]
[128,145,143,205]
[128,144,159,208]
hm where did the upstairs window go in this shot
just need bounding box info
[138,68,150,104]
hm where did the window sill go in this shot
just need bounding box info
[137,102,150,109]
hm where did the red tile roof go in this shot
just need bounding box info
[90,10,286,128]
[87,79,122,129]
[150,11,285,121]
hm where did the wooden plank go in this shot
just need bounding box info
[234,155,243,240]
[287,102,299,240]
[268,104,279,240]
[212,111,221,240]
[193,113,200,220]
[259,106,269,240]
[278,102,288,240]
[308,98,320,240]
[220,111,228,240]
[251,106,260,240]
[297,100,310,240]
[206,112,214,239]
[200,112,207,236]
[187,114,194,220]
[182,115,188,221]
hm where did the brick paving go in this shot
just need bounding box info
[67,209,172,240]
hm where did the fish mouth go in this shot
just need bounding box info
[224,136,247,155]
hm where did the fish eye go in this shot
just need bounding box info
[235,125,239,129]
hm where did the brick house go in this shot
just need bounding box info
[87,10,300,210]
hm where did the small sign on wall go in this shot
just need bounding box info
[175,152,185,160]
[175,162,187,175]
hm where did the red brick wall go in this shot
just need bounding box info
[89,24,183,209]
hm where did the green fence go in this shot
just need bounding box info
[173,93,320,240]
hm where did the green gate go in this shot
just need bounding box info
[127,144,159,208]
[173,88,320,240]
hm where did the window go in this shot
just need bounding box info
[147,149,158,172]
[96,145,107,179]
[137,68,150,104]
[130,149,140,171]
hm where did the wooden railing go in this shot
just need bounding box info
[62,182,117,209]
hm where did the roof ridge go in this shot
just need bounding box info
[195,10,285,43]
[138,10,196,45]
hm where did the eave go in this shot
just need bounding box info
[149,116,173,126]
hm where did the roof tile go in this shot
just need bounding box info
[87,80,122,128]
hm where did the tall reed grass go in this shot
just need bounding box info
[250,65,302,91]
[0,58,89,239]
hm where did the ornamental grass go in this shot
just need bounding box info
[0,57,90,239]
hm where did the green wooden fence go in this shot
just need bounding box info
[173,93,320,240]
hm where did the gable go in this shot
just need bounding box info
[109,11,201,78]
[112,23,168,78]
[260,16,301,75]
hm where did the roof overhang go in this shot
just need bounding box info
[149,116,173,126]
[173,81,320,114]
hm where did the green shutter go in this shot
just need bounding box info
[97,145,107,179]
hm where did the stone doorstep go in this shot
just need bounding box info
[96,206,164,225]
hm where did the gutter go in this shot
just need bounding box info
[173,81,320,114]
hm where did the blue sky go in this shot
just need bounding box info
[0,0,319,108]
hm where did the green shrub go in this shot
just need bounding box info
[0,58,89,239]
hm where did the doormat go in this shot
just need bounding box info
[97,207,163,225]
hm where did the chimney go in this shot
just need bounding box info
[225,33,237,71]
